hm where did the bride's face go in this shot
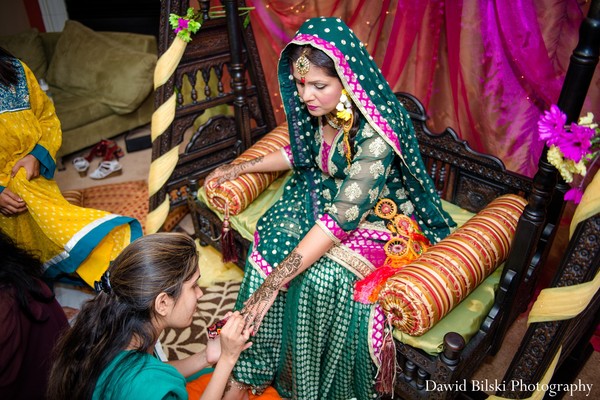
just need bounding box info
[293,64,343,117]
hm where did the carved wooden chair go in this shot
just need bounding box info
[150,0,276,216]
[149,1,598,399]
[494,4,600,398]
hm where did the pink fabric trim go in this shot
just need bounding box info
[319,213,349,241]
[250,249,273,276]
[294,34,402,154]
[282,144,294,166]
[321,141,331,174]
[371,304,386,362]
[342,228,390,267]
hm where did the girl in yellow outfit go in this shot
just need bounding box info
[0,47,141,287]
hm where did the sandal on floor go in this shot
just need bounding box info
[89,160,123,179]
[72,157,90,177]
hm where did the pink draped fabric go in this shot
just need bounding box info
[244,0,599,176]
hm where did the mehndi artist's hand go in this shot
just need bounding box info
[0,188,27,216]
[242,250,303,333]
[12,154,40,181]
[217,311,252,363]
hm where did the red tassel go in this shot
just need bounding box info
[220,203,238,264]
[375,322,398,396]
[354,264,401,304]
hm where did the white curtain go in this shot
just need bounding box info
[37,0,68,32]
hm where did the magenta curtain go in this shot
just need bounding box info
[244,0,599,177]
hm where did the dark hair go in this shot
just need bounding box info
[287,44,360,143]
[47,233,200,400]
[0,230,54,320]
[0,46,18,87]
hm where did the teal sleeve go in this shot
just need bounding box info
[127,363,188,399]
[93,352,188,400]
[29,144,56,179]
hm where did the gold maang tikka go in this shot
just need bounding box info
[295,48,310,83]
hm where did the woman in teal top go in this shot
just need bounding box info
[207,17,454,399]
[47,233,253,400]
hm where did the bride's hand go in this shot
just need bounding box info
[204,163,244,188]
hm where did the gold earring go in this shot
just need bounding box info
[335,89,354,164]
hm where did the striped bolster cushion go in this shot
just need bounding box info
[205,123,290,215]
[378,194,527,336]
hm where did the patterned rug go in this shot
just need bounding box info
[159,280,241,360]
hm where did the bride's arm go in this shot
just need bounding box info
[241,225,335,331]
[204,146,292,187]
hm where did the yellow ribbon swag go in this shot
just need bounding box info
[489,173,600,400]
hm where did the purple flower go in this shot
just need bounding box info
[555,123,594,162]
[538,104,567,145]
[174,18,189,34]
[564,187,584,204]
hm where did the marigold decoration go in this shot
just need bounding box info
[538,105,600,204]
[336,89,353,121]
[354,198,430,304]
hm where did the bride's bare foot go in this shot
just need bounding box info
[222,377,250,400]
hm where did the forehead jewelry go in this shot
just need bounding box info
[295,48,310,84]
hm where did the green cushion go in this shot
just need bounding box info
[0,29,48,79]
[50,87,114,131]
[392,266,502,354]
[46,20,157,114]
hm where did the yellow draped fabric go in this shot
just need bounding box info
[1,61,139,286]
[146,37,188,234]
[529,171,600,324]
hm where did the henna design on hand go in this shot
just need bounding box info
[242,250,303,322]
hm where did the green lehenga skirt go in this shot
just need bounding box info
[232,178,378,400]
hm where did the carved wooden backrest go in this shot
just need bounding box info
[151,0,277,211]
[397,93,531,213]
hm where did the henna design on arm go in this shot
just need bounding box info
[213,156,265,184]
[242,250,303,319]
[244,155,264,168]
[265,250,302,291]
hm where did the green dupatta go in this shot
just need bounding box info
[277,17,455,243]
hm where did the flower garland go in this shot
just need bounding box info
[538,104,600,203]
[169,6,254,43]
